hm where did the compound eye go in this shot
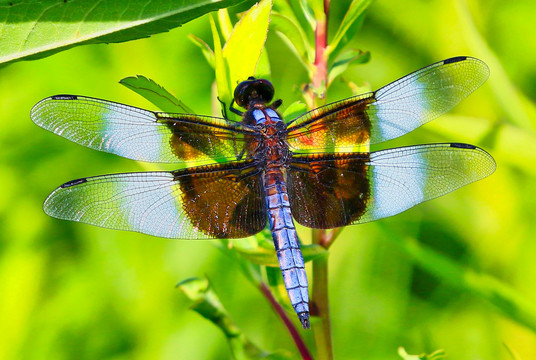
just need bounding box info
[233,78,275,108]
[255,79,274,103]
[234,80,253,108]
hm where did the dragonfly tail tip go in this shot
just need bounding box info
[299,313,310,329]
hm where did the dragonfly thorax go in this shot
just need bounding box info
[245,107,290,168]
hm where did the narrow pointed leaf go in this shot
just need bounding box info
[274,0,314,47]
[398,347,446,360]
[327,0,371,61]
[0,0,247,66]
[382,224,536,334]
[222,0,271,86]
[188,34,215,68]
[217,8,234,40]
[271,13,313,67]
[327,49,370,85]
[235,242,327,267]
[297,0,316,30]
[177,277,242,338]
[177,277,291,359]
[503,343,523,360]
[302,244,328,262]
[211,15,232,115]
[119,75,193,113]
[235,244,279,267]
[213,239,264,285]
[282,101,308,122]
[256,46,272,80]
[265,266,287,301]
[308,0,325,19]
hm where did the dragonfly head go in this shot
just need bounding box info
[234,77,274,109]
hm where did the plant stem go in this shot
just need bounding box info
[308,3,334,359]
[319,227,343,248]
[307,0,363,347]
[312,0,329,98]
[312,229,334,360]
[259,283,313,360]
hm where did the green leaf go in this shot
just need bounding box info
[234,241,327,267]
[235,243,279,267]
[188,34,215,69]
[176,277,240,338]
[327,0,372,61]
[177,276,241,338]
[255,46,272,80]
[119,75,193,113]
[177,277,292,359]
[503,343,523,360]
[271,13,313,69]
[327,49,370,85]
[308,0,325,20]
[297,0,316,31]
[217,8,234,41]
[302,244,328,262]
[272,0,314,45]
[266,265,283,287]
[398,347,446,360]
[265,266,288,304]
[214,239,264,285]
[119,74,231,163]
[382,224,536,334]
[0,0,247,66]
[211,15,232,116]
[282,100,307,122]
[222,0,272,86]
[210,0,271,121]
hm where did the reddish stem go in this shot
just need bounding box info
[259,283,313,360]
[312,229,334,360]
[313,0,329,95]
[320,227,342,249]
[309,3,334,359]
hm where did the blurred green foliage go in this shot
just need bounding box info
[1,0,536,359]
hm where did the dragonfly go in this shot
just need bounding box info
[31,56,495,329]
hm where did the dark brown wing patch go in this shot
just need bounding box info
[175,161,266,238]
[287,153,371,229]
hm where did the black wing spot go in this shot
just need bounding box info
[450,143,476,149]
[52,95,78,100]
[61,178,88,188]
[443,56,467,65]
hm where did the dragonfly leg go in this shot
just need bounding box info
[217,96,232,119]
[271,99,283,109]
[229,98,244,116]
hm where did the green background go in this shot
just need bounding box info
[1,0,536,359]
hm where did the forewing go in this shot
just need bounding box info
[286,57,489,151]
[31,95,255,164]
[287,143,496,229]
[44,161,267,239]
